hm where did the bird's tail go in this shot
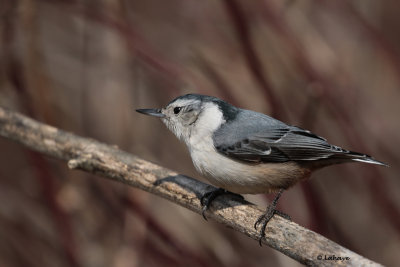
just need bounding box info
[343,151,388,167]
[307,150,389,169]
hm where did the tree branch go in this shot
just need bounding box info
[0,106,382,267]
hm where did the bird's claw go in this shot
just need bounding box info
[200,188,225,220]
[254,189,289,246]
[254,208,291,246]
[274,210,291,221]
[254,205,276,246]
[200,188,243,220]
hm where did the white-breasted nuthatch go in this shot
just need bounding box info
[136,94,387,244]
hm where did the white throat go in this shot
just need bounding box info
[187,102,225,152]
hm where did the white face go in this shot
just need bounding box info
[160,98,203,143]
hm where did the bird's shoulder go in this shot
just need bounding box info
[212,108,289,144]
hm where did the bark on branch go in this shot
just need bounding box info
[0,106,382,267]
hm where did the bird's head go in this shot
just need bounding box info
[136,94,209,143]
[136,94,239,146]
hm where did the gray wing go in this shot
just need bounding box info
[213,109,348,163]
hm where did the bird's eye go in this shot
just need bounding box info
[173,107,182,114]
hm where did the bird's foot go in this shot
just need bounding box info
[254,189,289,246]
[254,206,291,246]
[200,188,243,220]
[274,210,291,221]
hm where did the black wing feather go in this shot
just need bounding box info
[215,127,346,163]
[212,110,348,163]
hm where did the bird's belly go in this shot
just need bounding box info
[190,149,310,194]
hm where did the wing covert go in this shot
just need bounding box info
[212,109,347,163]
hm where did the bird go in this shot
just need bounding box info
[136,93,387,245]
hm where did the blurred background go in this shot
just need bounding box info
[1,0,399,266]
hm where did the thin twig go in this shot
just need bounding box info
[0,106,383,267]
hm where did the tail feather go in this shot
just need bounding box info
[346,151,389,167]
[301,151,388,169]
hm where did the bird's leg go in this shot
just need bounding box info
[200,188,243,220]
[254,189,290,246]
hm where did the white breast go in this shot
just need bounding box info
[187,103,309,194]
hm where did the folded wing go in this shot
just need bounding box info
[212,109,385,166]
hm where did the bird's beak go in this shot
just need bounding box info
[136,108,166,118]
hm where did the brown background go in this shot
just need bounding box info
[1,0,399,266]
